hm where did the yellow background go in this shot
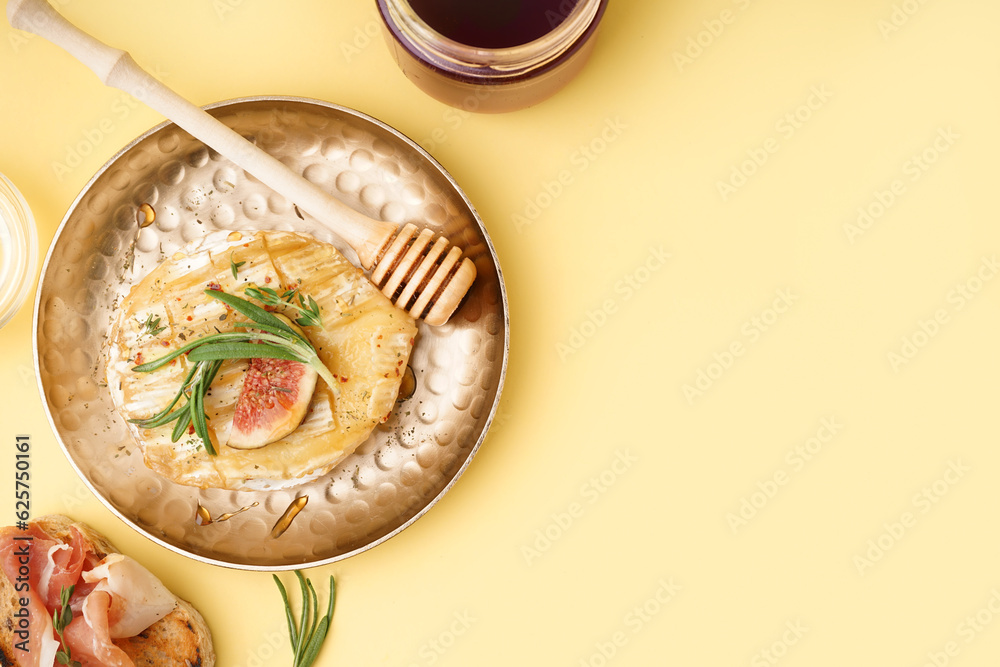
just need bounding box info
[2,0,1000,665]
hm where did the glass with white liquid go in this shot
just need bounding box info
[0,173,37,328]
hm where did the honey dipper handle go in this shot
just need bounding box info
[7,0,396,269]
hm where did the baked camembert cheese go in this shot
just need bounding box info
[107,230,418,490]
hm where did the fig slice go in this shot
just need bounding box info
[227,318,319,450]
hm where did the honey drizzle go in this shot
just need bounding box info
[195,501,260,526]
[270,496,309,539]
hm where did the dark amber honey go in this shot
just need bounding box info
[408,0,581,48]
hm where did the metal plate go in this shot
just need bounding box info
[33,96,508,570]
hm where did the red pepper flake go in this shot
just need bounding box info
[188,425,195,435]
[264,275,272,284]
[134,352,144,365]
[207,282,222,291]
[397,360,404,366]
[408,338,414,346]
[186,315,193,321]
[160,340,170,347]
[340,376,349,383]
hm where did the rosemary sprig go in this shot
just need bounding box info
[139,312,167,338]
[245,285,323,329]
[274,571,337,667]
[230,251,246,279]
[53,585,82,667]
[128,289,337,455]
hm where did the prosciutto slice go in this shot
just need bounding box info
[63,591,134,667]
[82,553,177,638]
[0,524,62,665]
[0,524,176,667]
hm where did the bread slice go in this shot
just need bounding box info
[0,515,215,667]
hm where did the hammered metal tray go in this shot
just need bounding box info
[33,96,507,570]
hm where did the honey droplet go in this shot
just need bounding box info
[270,496,309,539]
[195,503,213,526]
[137,202,156,228]
[398,365,416,401]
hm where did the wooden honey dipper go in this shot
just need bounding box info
[8,0,476,326]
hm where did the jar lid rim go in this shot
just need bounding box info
[380,0,606,77]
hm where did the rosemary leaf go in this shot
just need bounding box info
[171,408,192,442]
[299,616,330,667]
[230,251,246,279]
[131,331,256,372]
[234,320,311,346]
[273,575,299,644]
[301,579,321,666]
[129,362,201,428]
[140,313,167,338]
[131,404,186,430]
[186,342,304,363]
[206,289,297,334]
[245,285,324,329]
[295,571,310,665]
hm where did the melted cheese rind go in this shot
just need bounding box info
[107,230,417,490]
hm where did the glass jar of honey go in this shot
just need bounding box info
[376,0,609,113]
